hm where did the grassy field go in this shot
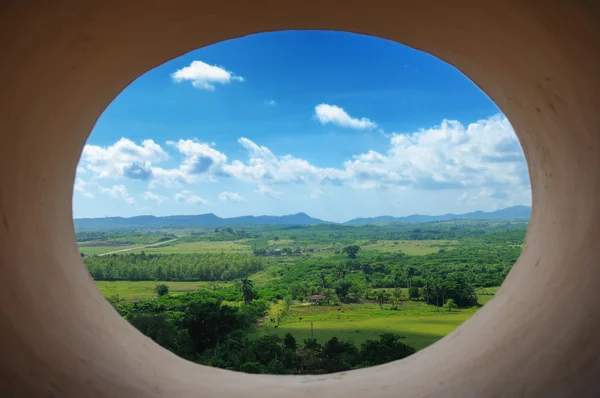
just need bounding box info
[95,281,230,299]
[360,240,457,255]
[258,301,476,350]
[128,240,251,254]
[79,244,136,255]
[258,287,498,350]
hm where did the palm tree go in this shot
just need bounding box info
[335,263,347,281]
[375,290,387,309]
[320,272,327,289]
[364,275,372,299]
[240,278,254,305]
[406,266,416,288]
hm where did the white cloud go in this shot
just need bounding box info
[142,191,168,205]
[150,139,230,188]
[218,191,245,203]
[175,190,207,205]
[223,114,528,208]
[266,99,276,106]
[255,185,282,199]
[79,138,167,180]
[223,137,320,185]
[76,114,528,211]
[74,178,94,198]
[315,104,377,129]
[310,188,325,199]
[100,184,136,205]
[168,139,228,175]
[171,61,244,91]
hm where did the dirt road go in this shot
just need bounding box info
[98,239,178,256]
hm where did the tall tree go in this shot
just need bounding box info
[335,264,348,281]
[320,272,327,289]
[364,275,372,299]
[154,283,169,297]
[240,278,255,305]
[375,290,387,309]
[406,266,416,288]
[342,245,360,259]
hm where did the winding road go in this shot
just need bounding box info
[97,238,178,256]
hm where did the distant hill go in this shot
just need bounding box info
[74,212,330,230]
[74,206,531,230]
[344,205,531,225]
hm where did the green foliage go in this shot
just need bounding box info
[86,220,523,376]
[240,278,255,305]
[408,286,420,300]
[202,332,414,374]
[444,298,458,312]
[358,333,415,367]
[375,290,388,309]
[77,231,176,244]
[283,333,297,350]
[342,245,361,259]
[154,283,169,297]
[85,252,263,281]
[112,290,269,360]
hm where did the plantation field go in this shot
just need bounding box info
[128,240,251,254]
[96,280,230,299]
[360,239,457,255]
[258,301,475,350]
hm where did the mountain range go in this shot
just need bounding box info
[343,205,531,224]
[74,206,530,230]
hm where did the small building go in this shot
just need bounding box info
[307,295,326,304]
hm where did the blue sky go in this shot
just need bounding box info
[73,30,530,222]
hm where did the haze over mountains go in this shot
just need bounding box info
[74,205,530,230]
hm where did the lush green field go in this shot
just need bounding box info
[360,239,457,255]
[128,240,251,254]
[258,287,497,350]
[96,281,230,299]
[79,244,136,255]
[258,301,475,350]
[83,238,456,257]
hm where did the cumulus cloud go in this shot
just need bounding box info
[168,139,228,175]
[223,137,320,185]
[255,185,282,199]
[225,114,528,207]
[80,138,167,180]
[100,185,136,205]
[175,190,207,205]
[266,99,276,106]
[315,104,377,129]
[74,178,94,198]
[147,139,230,188]
[76,114,528,210]
[219,191,245,203]
[142,191,168,205]
[171,61,244,91]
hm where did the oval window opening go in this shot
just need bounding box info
[73,30,531,374]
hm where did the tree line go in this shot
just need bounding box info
[85,252,263,281]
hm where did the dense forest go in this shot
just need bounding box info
[86,253,263,281]
[111,290,415,374]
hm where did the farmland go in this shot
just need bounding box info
[96,280,231,299]
[80,220,520,374]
